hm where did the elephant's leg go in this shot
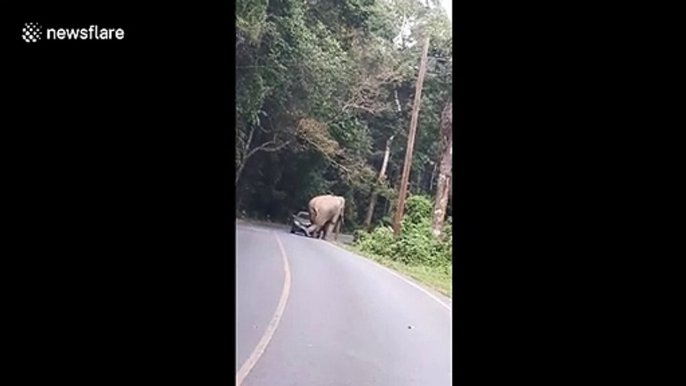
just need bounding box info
[331,215,341,240]
[333,217,342,241]
[324,222,335,240]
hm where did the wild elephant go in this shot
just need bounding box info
[305,195,345,241]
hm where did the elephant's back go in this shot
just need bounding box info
[309,195,340,223]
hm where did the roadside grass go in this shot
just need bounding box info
[337,243,452,298]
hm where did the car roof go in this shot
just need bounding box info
[297,211,309,216]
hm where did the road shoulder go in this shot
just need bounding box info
[326,240,453,307]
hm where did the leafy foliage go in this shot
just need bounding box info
[355,195,451,268]
[236,0,453,238]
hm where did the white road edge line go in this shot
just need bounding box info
[236,232,293,386]
[324,241,452,312]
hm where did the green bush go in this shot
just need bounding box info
[355,226,396,257]
[354,195,452,268]
[404,195,433,224]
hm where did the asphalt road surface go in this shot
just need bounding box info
[236,221,452,386]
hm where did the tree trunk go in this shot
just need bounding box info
[431,100,453,239]
[235,160,248,185]
[364,135,394,229]
[235,125,255,185]
[429,161,438,192]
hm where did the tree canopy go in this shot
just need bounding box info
[236,0,453,231]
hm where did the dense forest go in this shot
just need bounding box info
[235,0,452,243]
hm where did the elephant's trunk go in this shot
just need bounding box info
[305,223,320,238]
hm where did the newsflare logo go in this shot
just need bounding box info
[22,23,42,42]
[22,23,125,43]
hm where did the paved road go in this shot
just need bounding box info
[236,220,355,244]
[236,222,452,386]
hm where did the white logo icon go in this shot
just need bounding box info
[23,22,42,43]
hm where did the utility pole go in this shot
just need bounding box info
[393,35,430,236]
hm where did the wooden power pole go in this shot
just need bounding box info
[393,36,430,236]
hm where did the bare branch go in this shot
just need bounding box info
[245,138,290,159]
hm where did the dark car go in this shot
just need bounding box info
[290,211,321,237]
[290,211,311,235]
